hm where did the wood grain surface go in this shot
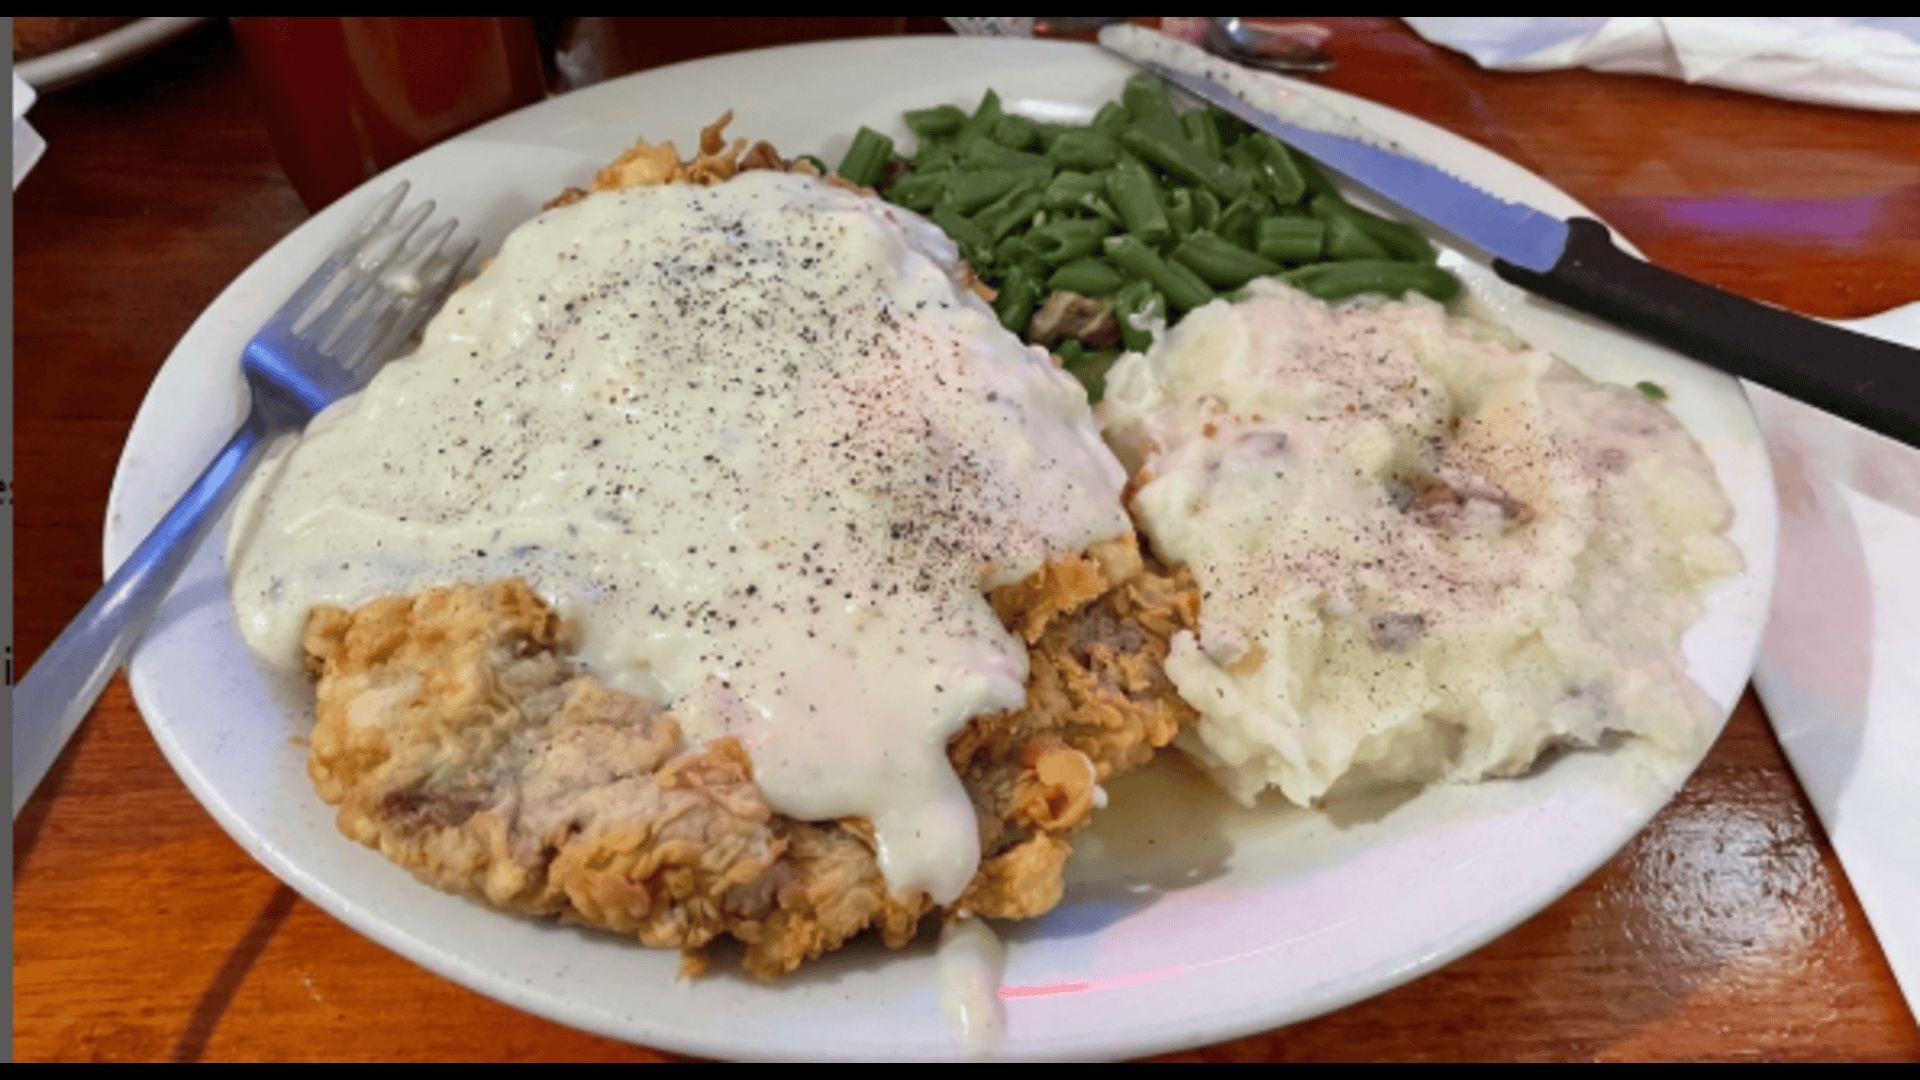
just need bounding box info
[12,17,1920,1062]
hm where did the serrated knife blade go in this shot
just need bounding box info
[1100,37,1569,273]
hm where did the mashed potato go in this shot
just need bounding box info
[1098,282,1742,806]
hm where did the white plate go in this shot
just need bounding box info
[105,37,1778,1061]
[16,18,211,93]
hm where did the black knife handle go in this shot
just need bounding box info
[1494,218,1920,448]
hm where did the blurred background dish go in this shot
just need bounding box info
[15,17,211,92]
[550,16,949,89]
[14,18,140,60]
[229,17,551,211]
[230,17,953,210]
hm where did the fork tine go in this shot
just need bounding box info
[296,200,438,339]
[352,235,472,368]
[345,182,410,248]
[271,183,418,333]
[318,287,392,359]
[274,252,352,332]
[387,218,459,288]
[322,218,465,364]
[376,200,436,263]
[353,236,475,372]
[293,259,378,338]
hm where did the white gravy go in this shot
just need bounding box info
[226,170,1131,905]
[936,917,1007,1052]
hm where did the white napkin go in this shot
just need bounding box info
[13,72,45,189]
[1405,17,1920,112]
[1403,15,1920,1010]
[1749,303,1920,1019]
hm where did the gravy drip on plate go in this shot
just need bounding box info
[227,170,1131,905]
[937,917,1007,1052]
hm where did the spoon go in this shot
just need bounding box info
[942,17,1337,75]
[1205,17,1336,73]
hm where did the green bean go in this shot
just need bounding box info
[975,188,1043,245]
[1039,172,1120,223]
[1104,159,1170,245]
[913,141,958,171]
[881,83,1458,353]
[1033,121,1079,147]
[1026,216,1113,265]
[994,234,1042,278]
[798,154,830,175]
[993,263,1044,333]
[948,168,1032,214]
[1279,260,1460,303]
[1322,213,1389,260]
[1113,279,1165,353]
[1046,129,1121,171]
[1047,257,1125,297]
[1289,144,1340,198]
[1066,349,1120,400]
[1214,195,1264,249]
[1106,235,1215,312]
[1216,108,1253,143]
[931,204,991,266]
[1041,171,1102,211]
[885,170,949,212]
[837,127,894,188]
[1367,219,1436,262]
[1227,159,1267,205]
[955,88,1003,151]
[1181,108,1224,160]
[1192,189,1221,231]
[1245,134,1308,204]
[1309,194,1436,262]
[1166,188,1196,238]
[1118,127,1248,200]
[1172,231,1282,289]
[1223,139,1293,205]
[1077,193,1122,227]
[1122,72,1184,140]
[963,137,1051,173]
[904,105,967,140]
[1256,217,1327,263]
[992,114,1042,150]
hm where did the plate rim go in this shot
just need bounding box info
[102,33,1779,1061]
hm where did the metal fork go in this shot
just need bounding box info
[11,184,474,818]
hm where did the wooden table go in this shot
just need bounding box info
[13,18,1920,1062]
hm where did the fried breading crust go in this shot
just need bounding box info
[298,122,1200,978]
[306,555,1196,978]
[545,111,837,210]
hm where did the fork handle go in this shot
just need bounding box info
[12,413,273,818]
